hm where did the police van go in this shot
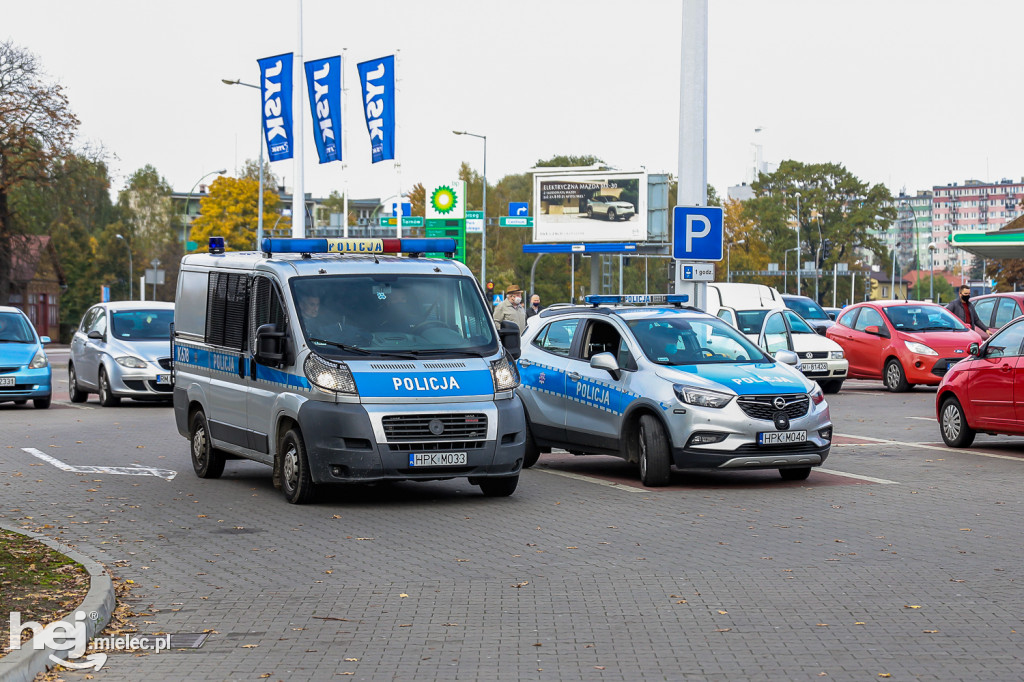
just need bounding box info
[172,236,526,503]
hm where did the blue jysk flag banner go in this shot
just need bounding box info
[356,55,395,163]
[258,53,294,162]
[304,56,342,164]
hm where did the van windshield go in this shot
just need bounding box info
[291,274,498,357]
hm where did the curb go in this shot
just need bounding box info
[0,524,116,682]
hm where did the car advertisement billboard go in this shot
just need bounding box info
[532,170,647,242]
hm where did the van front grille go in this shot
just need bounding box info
[382,414,488,441]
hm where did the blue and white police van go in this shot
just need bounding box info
[516,295,833,486]
[172,236,525,503]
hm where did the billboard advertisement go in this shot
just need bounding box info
[532,171,647,242]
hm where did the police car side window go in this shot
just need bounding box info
[534,319,578,358]
[206,272,249,351]
[250,276,288,353]
[582,320,622,360]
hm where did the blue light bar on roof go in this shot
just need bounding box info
[585,294,690,306]
[260,237,457,256]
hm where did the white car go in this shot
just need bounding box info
[587,195,635,221]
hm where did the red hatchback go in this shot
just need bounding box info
[936,316,1024,447]
[826,300,983,392]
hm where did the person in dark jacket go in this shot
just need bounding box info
[526,294,544,319]
[946,285,990,339]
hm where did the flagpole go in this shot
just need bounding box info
[292,0,305,238]
[394,49,402,239]
[341,48,349,239]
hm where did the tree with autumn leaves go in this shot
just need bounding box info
[189,161,285,252]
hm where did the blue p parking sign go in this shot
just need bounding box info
[672,206,724,261]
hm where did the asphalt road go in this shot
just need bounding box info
[1,376,1022,681]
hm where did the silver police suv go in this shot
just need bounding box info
[516,296,833,486]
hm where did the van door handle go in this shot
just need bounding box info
[567,372,581,381]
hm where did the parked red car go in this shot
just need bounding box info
[826,300,983,391]
[968,292,1024,332]
[936,316,1024,447]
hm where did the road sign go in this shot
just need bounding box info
[466,210,483,234]
[672,206,724,261]
[380,216,424,227]
[425,222,466,264]
[391,202,412,217]
[509,202,529,216]
[499,216,533,227]
[682,263,715,281]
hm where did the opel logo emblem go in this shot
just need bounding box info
[429,419,445,436]
[805,352,813,359]
[773,396,787,410]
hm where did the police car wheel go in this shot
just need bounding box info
[478,475,519,497]
[939,396,976,448]
[190,410,225,479]
[523,422,541,469]
[779,467,811,481]
[638,415,671,487]
[98,368,120,407]
[280,428,316,504]
[68,364,88,403]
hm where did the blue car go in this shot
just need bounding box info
[0,305,52,409]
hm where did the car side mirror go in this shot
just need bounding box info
[774,349,800,366]
[590,351,621,380]
[87,330,104,341]
[255,323,291,366]
[864,325,890,338]
[39,336,51,345]
[969,342,980,357]
[498,321,521,360]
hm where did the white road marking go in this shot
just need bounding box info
[835,433,1024,463]
[533,467,646,492]
[22,447,177,480]
[905,416,934,421]
[58,402,94,410]
[816,469,898,484]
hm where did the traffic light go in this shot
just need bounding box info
[486,281,494,295]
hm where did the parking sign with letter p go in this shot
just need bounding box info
[672,206,724,261]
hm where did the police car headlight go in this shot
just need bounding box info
[830,350,845,359]
[28,349,48,369]
[672,384,733,409]
[115,355,147,369]
[490,355,520,391]
[904,341,938,356]
[304,353,357,394]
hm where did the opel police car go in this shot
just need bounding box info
[172,236,526,503]
[517,295,833,486]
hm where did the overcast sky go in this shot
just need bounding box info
[5,0,1023,205]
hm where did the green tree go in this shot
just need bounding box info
[744,160,894,303]
[0,40,80,302]
[190,174,285,252]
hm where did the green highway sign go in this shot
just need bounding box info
[499,216,533,227]
[380,216,424,227]
[466,210,483,234]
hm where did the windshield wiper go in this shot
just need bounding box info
[308,337,372,355]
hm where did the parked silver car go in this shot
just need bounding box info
[69,301,175,406]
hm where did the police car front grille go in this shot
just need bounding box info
[423,362,468,369]
[388,441,485,452]
[382,414,488,441]
[737,394,809,421]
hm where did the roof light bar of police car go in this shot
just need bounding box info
[257,237,457,259]
[584,294,690,307]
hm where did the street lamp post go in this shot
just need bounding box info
[793,192,802,296]
[115,234,132,300]
[150,258,160,301]
[784,247,799,293]
[183,169,227,252]
[727,239,746,282]
[928,241,937,301]
[891,241,901,299]
[222,78,266,249]
[452,130,487,283]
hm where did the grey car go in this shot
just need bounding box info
[516,296,833,486]
[69,301,175,406]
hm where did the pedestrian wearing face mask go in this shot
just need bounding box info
[493,284,527,333]
[946,284,990,339]
[526,294,544,319]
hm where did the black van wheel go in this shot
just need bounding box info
[638,415,671,487]
[190,410,225,479]
[280,428,316,504]
[479,475,519,497]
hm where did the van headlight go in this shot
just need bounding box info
[115,355,147,368]
[28,349,48,369]
[673,384,733,408]
[304,353,357,394]
[490,355,520,391]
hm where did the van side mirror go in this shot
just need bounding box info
[255,323,291,366]
[498,321,521,359]
[590,352,621,380]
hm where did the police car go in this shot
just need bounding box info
[516,295,833,485]
[172,237,526,503]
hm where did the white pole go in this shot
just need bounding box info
[833,263,838,307]
[395,50,402,239]
[675,0,708,310]
[342,49,349,239]
[291,0,304,238]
